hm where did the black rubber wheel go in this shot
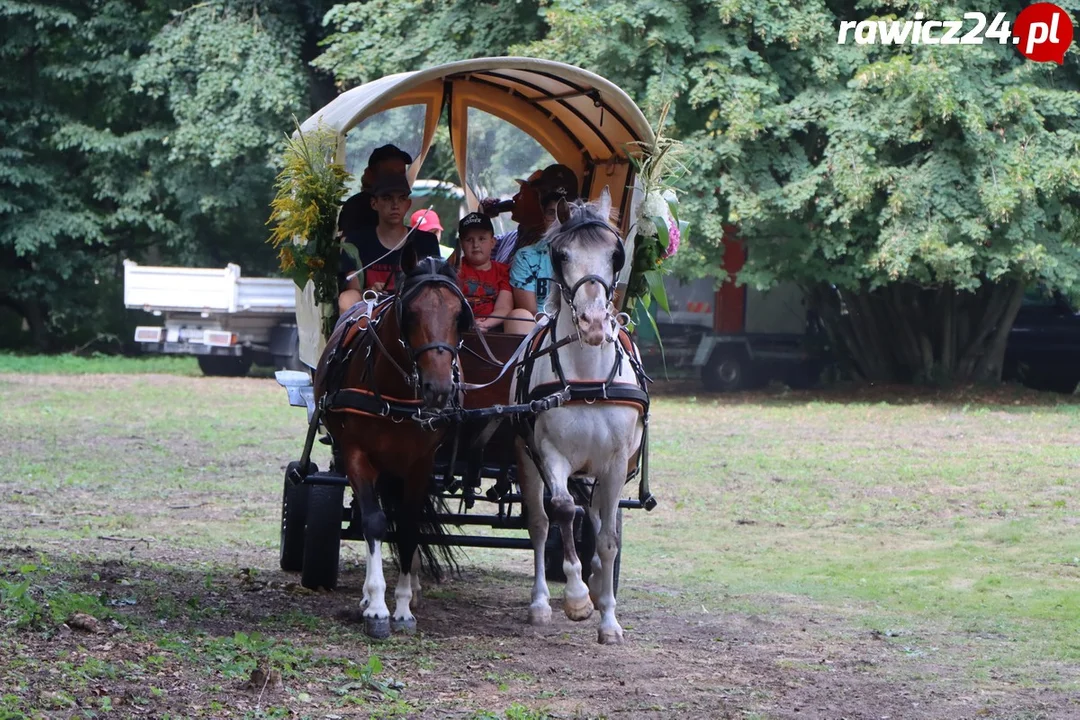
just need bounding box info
[611,509,623,599]
[198,355,252,377]
[701,348,750,392]
[300,483,344,590]
[280,461,315,572]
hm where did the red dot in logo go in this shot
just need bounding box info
[1013,3,1075,64]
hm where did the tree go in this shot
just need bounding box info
[681,1,1080,383]
[0,0,333,350]
[0,0,179,349]
[317,0,1080,383]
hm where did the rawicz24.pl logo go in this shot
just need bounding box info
[837,2,1075,64]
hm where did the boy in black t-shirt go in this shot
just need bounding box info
[338,173,441,313]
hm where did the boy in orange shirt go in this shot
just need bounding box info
[457,212,512,332]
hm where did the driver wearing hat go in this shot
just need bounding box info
[481,163,579,265]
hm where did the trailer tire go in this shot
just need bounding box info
[280,461,315,572]
[198,355,252,377]
[701,347,750,392]
[301,483,344,591]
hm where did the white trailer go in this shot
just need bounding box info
[123,260,302,376]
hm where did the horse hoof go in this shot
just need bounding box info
[364,616,391,640]
[391,616,417,635]
[564,596,594,622]
[598,627,624,645]
[528,606,552,626]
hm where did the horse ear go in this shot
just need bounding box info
[598,186,612,222]
[400,242,419,274]
[556,197,571,225]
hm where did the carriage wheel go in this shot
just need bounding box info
[280,461,315,572]
[198,355,252,377]
[546,509,622,597]
[701,347,752,392]
[301,483,345,591]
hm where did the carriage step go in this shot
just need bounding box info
[300,471,348,487]
[378,532,533,550]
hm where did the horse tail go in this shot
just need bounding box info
[376,474,460,582]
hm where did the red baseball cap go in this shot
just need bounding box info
[411,209,443,232]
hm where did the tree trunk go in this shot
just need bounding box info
[809,278,1024,385]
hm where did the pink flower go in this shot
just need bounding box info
[663,216,680,259]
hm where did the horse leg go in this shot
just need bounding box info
[591,464,627,645]
[542,451,592,621]
[391,466,432,634]
[345,450,390,639]
[518,440,552,626]
[410,552,422,606]
[586,502,603,608]
[391,538,417,634]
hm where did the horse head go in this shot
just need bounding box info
[395,251,474,409]
[547,188,624,346]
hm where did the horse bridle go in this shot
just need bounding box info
[370,272,473,397]
[549,217,625,332]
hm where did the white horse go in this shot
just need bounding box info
[511,190,647,645]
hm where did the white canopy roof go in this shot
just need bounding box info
[298,57,654,227]
[294,58,655,366]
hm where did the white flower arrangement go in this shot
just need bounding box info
[624,103,690,306]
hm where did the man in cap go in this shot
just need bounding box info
[338,144,414,235]
[410,208,444,242]
[411,208,454,259]
[481,163,579,265]
[337,172,441,313]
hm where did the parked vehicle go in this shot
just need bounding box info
[1005,289,1080,393]
[123,260,301,376]
[636,228,824,391]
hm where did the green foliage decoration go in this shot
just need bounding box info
[268,126,351,336]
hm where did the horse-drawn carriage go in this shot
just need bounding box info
[274,58,665,644]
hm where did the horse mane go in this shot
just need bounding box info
[544,199,621,256]
[394,255,459,310]
[399,255,458,288]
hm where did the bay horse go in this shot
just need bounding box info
[314,254,472,638]
[510,190,648,644]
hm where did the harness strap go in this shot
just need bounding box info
[324,387,425,420]
[527,381,650,409]
[459,315,573,391]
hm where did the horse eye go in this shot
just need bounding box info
[555,250,569,264]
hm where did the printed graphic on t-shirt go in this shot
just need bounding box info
[459,262,510,317]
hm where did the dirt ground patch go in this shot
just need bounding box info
[5,550,1074,720]
[1,373,1077,719]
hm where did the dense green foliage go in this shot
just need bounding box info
[316,0,1080,381]
[0,0,329,350]
[2,0,1077,382]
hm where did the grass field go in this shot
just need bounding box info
[0,352,202,376]
[1,366,1078,719]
